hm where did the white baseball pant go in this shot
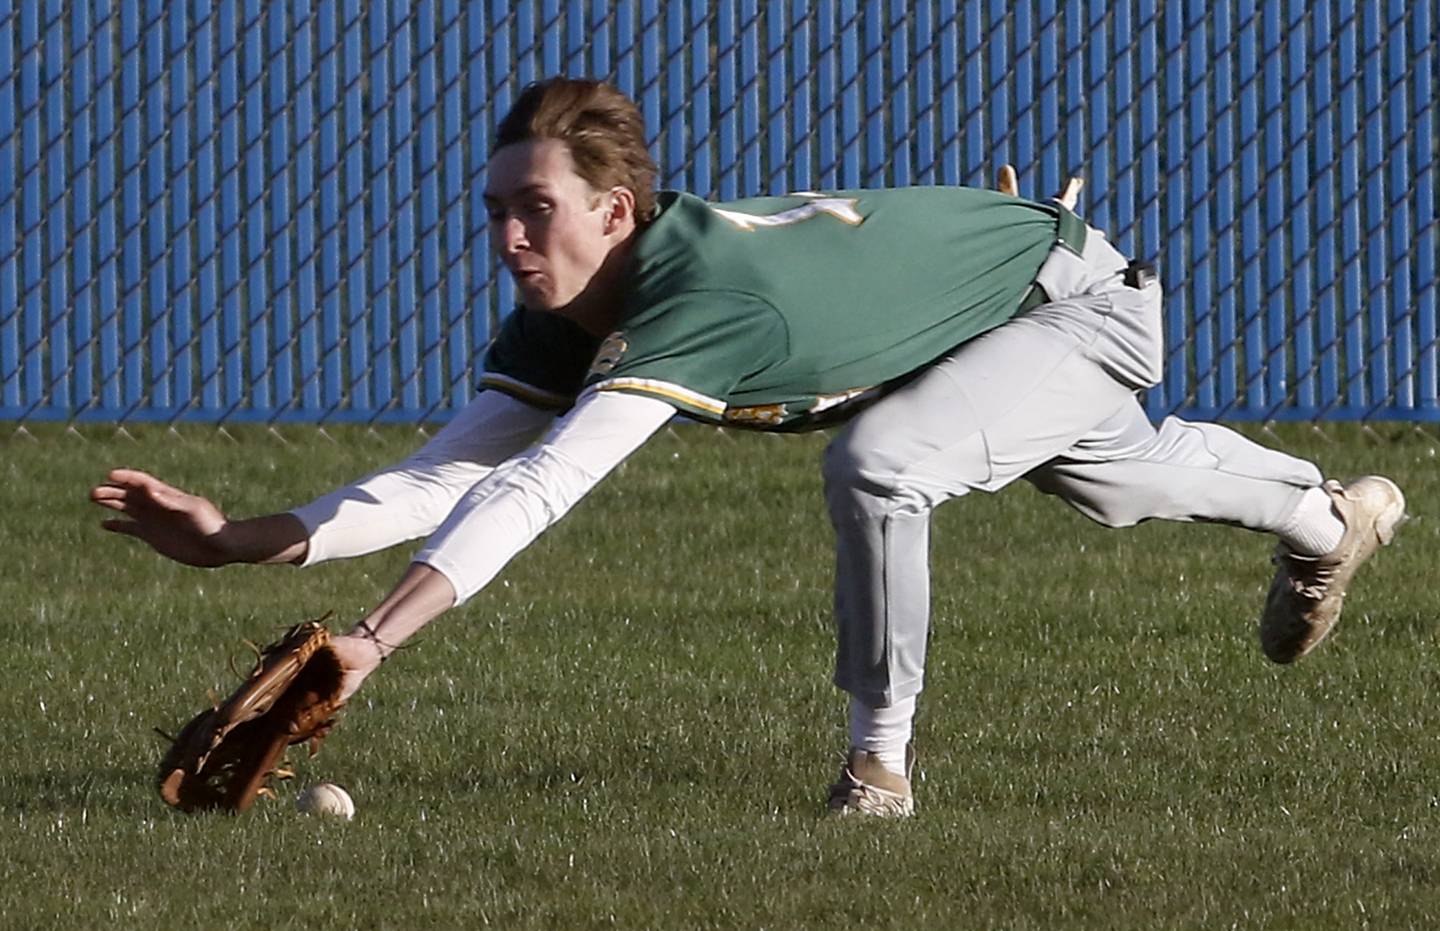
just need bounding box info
[824,226,1322,706]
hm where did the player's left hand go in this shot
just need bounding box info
[157,620,348,813]
[327,633,386,702]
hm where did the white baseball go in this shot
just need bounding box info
[296,783,355,820]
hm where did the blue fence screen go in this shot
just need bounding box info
[0,1,1435,424]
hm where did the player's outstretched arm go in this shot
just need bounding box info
[291,390,555,567]
[91,392,556,570]
[328,563,456,700]
[90,469,308,566]
[325,389,676,701]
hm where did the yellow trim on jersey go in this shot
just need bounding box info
[478,373,573,410]
[592,377,727,415]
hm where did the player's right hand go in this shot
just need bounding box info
[90,469,235,567]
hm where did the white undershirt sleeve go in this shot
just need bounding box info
[414,388,676,604]
[290,390,556,566]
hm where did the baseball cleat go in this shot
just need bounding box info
[827,746,915,818]
[1260,476,1406,663]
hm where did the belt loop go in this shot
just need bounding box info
[1124,261,1158,289]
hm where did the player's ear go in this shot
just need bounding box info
[603,187,636,235]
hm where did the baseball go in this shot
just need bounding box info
[296,783,355,820]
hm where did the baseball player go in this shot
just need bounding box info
[91,77,1405,818]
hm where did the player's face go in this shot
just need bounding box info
[484,139,617,311]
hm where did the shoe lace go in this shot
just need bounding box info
[1276,551,1337,601]
[835,766,913,817]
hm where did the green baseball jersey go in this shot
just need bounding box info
[479,305,601,410]
[481,187,1079,428]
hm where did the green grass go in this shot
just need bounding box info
[3,421,1439,928]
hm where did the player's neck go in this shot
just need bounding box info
[553,236,636,336]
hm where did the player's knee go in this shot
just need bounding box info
[823,435,926,523]
[822,433,886,495]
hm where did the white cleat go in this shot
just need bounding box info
[827,747,915,819]
[1260,476,1406,663]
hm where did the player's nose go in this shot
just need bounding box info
[498,215,529,254]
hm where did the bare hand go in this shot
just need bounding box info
[328,633,387,702]
[90,468,234,567]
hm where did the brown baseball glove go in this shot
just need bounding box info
[157,619,347,813]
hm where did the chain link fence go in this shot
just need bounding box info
[1,0,1435,425]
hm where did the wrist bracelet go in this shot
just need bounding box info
[354,619,402,663]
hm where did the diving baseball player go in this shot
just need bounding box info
[91,77,1405,817]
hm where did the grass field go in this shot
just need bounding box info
[2,421,1438,929]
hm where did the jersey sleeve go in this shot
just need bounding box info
[290,391,554,567]
[479,307,603,410]
[414,390,676,604]
[583,293,788,422]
